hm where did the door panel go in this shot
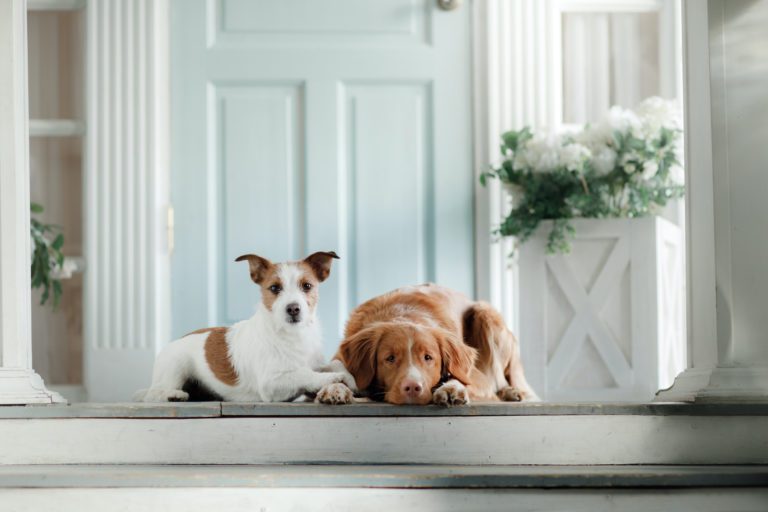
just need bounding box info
[172,0,473,355]
[216,84,304,324]
[211,0,429,46]
[343,84,433,306]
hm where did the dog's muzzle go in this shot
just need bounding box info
[286,302,302,324]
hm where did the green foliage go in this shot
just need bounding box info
[30,203,65,308]
[482,120,685,254]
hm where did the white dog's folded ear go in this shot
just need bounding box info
[235,254,274,284]
[303,251,340,282]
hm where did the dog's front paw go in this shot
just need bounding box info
[497,386,523,402]
[325,371,357,391]
[315,383,354,405]
[141,388,189,403]
[432,381,469,407]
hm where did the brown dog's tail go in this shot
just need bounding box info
[462,302,539,401]
[461,302,507,372]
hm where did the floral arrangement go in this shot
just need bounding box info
[30,203,71,308]
[481,97,685,253]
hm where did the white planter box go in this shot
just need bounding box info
[518,217,686,402]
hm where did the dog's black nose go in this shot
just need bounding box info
[286,303,301,318]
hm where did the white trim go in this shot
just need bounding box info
[27,0,85,11]
[654,0,719,401]
[553,0,662,13]
[0,0,64,404]
[28,119,85,137]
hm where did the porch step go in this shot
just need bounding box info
[2,465,767,512]
[1,464,768,489]
[2,402,768,465]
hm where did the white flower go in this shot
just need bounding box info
[624,162,637,174]
[605,106,641,133]
[669,164,685,184]
[635,96,680,131]
[514,134,562,173]
[642,161,659,180]
[50,257,77,280]
[559,143,591,172]
[592,146,617,175]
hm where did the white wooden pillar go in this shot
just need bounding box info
[473,0,557,331]
[0,0,64,404]
[656,0,768,402]
[83,0,170,401]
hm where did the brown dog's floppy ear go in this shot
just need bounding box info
[339,325,381,391]
[235,254,273,284]
[303,251,340,282]
[435,328,477,385]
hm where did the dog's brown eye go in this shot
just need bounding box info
[269,284,282,294]
[385,355,395,363]
[424,354,433,361]
[302,282,312,292]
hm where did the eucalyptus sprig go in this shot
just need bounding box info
[30,203,65,308]
[481,97,685,254]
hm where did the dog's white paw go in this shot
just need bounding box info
[339,372,357,392]
[497,386,524,402]
[141,388,189,403]
[325,371,357,391]
[432,381,469,407]
[315,382,354,405]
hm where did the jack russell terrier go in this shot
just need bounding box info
[135,251,356,402]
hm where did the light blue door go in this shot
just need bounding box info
[171,0,474,356]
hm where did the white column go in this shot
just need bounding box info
[84,0,170,401]
[656,0,768,402]
[473,0,557,331]
[0,0,64,404]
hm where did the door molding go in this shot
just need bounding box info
[83,0,171,401]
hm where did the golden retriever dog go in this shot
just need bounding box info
[316,283,537,406]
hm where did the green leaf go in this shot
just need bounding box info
[40,285,50,306]
[52,280,63,310]
[627,136,646,151]
[30,203,44,214]
[52,233,64,251]
[501,130,520,152]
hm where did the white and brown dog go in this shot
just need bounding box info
[135,251,356,402]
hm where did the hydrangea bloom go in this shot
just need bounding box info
[481,97,685,254]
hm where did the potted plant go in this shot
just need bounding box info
[481,96,684,253]
[30,202,74,309]
[482,97,687,402]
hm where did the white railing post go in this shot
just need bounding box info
[656,0,768,402]
[0,0,64,404]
